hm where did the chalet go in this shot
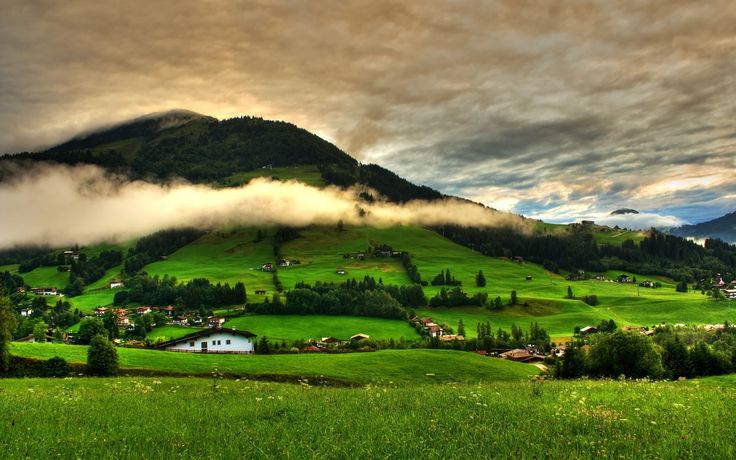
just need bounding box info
[525,275,533,281]
[20,308,33,317]
[566,273,586,281]
[303,345,323,353]
[109,279,124,289]
[157,328,257,354]
[594,275,606,281]
[426,324,443,338]
[208,316,226,329]
[409,315,422,324]
[712,275,726,289]
[261,263,274,272]
[579,326,598,335]
[15,334,54,343]
[16,287,26,294]
[356,252,366,260]
[172,316,189,326]
[254,289,267,295]
[94,307,109,317]
[136,306,152,315]
[320,336,342,344]
[163,305,175,315]
[639,280,656,288]
[420,317,434,326]
[31,287,59,296]
[615,275,630,283]
[439,334,465,342]
[500,348,544,363]
[117,316,130,327]
[350,333,370,341]
[336,268,347,275]
[723,289,736,299]
[279,259,291,267]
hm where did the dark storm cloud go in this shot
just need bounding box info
[0,0,734,224]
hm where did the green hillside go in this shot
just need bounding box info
[10,344,535,384]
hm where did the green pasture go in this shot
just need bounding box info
[223,165,325,188]
[146,325,205,342]
[223,314,419,341]
[9,344,535,384]
[143,228,274,291]
[1,376,735,458]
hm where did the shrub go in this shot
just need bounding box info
[43,356,71,378]
[87,334,119,376]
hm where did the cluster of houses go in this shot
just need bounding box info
[94,305,176,327]
[301,333,371,352]
[28,287,61,296]
[497,345,545,363]
[260,259,301,272]
[712,275,736,298]
[409,316,465,342]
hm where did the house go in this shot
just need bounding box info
[579,326,598,335]
[261,263,274,272]
[208,316,226,329]
[109,279,124,289]
[336,268,347,275]
[500,348,544,363]
[320,336,341,344]
[595,275,606,281]
[254,289,267,295]
[20,308,33,317]
[525,275,533,281]
[31,287,59,296]
[94,307,109,317]
[350,333,370,341]
[439,334,465,342]
[723,289,736,299]
[640,280,655,288]
[712,275,727,289]
[16,287,26,294]
[513,256,525,263]
[163,305,175,315]
[426,324,443,338]
[157,328,257,354]
[171,316,189,326]
[615,275,630,283]
[15,334,54,343]
[278,259,291,267]
[136,306,152,315]
[356,253,366,260]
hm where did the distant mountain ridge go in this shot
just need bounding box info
[0,111,443,203]
[671,211,736,243]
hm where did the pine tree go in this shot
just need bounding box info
[510,290,518,305]
[566,286,574,299]
[475,270,486,287]
[458,320,466,337]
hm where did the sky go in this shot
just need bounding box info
[1,0,734,227]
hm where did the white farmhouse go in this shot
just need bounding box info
[157,328,257,354]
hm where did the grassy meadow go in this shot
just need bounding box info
[10,343,534,384]
[223,314,419,341]
[1,376,735,458]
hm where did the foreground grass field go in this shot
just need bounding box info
[10,343,535,384]
[1,376,734,458]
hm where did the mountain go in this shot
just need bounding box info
[610,208,638,215]
[0,111,442,203]
[671,211,736,243]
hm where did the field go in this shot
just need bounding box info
[223,314,419,341]
[9,343,534,384]
[1,376,735,458]
[223,165,325,188]
[146,325,204,342]
[9,224,736,338]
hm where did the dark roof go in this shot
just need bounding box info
[156,328,257,348]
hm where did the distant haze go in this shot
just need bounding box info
[1,1,734,225]
[0,164,528,249]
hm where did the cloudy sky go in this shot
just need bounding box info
[1,0,734,226]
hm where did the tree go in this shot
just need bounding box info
[566,286,574,299]
[87,334,118,376]
[587,331,663,379]
[43,356,71,377]
[661,335,689,379]
[675,277,689,293]
[33,320,48,343]
[458,319,466,337]
[510,290,518,305]
[0,296,18,372]
[257,336,272,354]
[77,317,107,344]
[475,270,486,287]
